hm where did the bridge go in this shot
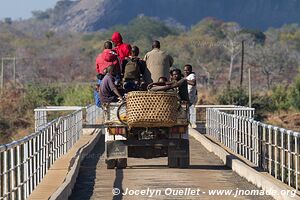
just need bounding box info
[0,105,299,200]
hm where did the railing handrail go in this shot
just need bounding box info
[0,104,102,200]
[0,109,85,153]
[196,105,255,111]
[0,119,58,153]
[205,106,300,191]
[219,110,300,137]
[34,106,84,112]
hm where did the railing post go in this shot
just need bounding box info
[295,133,298,191]
[274,127,278,179]
[287,130,291,187]
[16,145,21,199]
[280,128,285,183]
[10,147,16,200]
[268,126,273,176]
[3,150,8,199]
[24,141,29,199]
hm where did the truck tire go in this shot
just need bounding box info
[116,158,127,169]
[168,141,190,168]
[178,153,189,168]
[168,156,179,168]
[106,159,117,169]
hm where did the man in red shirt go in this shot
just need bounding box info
[95,41,120,77]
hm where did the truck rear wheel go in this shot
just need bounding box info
[168,152,189,168]
[116,158,127,169]
[168,141,190,168]
[106,159,117,169]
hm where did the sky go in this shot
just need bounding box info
[0,0,60,20]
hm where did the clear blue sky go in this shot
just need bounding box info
[0,0,61,20]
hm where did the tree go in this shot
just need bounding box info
[4,18,12,25]
[247,42,298,89]
[221,22,252,88]
[32,10,50,20]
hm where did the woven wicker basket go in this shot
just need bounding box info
[126,91,179,128]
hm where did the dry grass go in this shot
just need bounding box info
[265,111,300,132]
[0,88,33,144]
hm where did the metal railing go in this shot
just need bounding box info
[86,105,103,125]
[205,107,300,191]
[0,107,85,199]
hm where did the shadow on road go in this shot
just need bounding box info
[126,164,230,170]
[113,169,124,200]
[69,134,105,200]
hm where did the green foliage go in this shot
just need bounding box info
[62,85,94,106]
[77,16,183,58]
[240,28,266,44]
[32,10,50,20]
[252,95,276,120]
[21,84,64,110]
[217,87,248,106]
[271,85,291,111]
[21,84,94,109]
[4,18,12,25]
[45,31,55,39]
[289,75,300,110]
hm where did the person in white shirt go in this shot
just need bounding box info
[184,64,198,128]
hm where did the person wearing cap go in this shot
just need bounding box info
[144,40,174,84]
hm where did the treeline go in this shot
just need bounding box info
[1,16,300,142]
[1,16,300,89]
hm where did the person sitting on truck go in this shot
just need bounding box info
[149,69,189,101]
[96,41,121,80]
[100,65,123,104]
[148,69,189,103]
[170,68,190,103]
[158,76,168,83]
[122,46,146,92]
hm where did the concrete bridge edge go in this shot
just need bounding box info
[49,128,103,200]
[189,128,300,200]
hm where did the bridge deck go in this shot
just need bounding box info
[69,132,273,200]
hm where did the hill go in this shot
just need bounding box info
[48,0,300,32]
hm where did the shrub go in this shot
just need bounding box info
[61,84,94,106]
[252,95,276,121]
[217,87,248,106]
[21,84,64,110]
[271,85,291,111]
[289,75,300,110]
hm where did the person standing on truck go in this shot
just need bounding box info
[122,46,146,92]
[170,68,189,103]
[100,65,123,104]
[111,32,131,83]
[184,64,198,128]
[144,40,174,84]
[111,32,131,63]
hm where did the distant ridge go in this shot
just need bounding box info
[52,0,300,32]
